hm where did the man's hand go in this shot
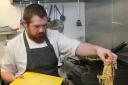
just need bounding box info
[96,46,118,63]
[1,72,24,83]
[14,74,24,79]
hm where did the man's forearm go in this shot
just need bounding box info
[75,42,116,63]
[1,71,15,83]
[75,42,98,57]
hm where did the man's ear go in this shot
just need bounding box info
[22,20,28,29]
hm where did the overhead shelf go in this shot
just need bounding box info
[0,26,19,35]
[0,31,18,35]
[12,0,86,4]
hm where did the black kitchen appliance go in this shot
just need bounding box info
[63,42,128,85]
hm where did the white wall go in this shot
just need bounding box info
[0,0,21,28]
[0,1,85,40]
[63,3,85,41]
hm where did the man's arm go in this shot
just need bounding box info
[1,71,24,83]
[1,45,23,83]
[75,42,117,63]
[1,71,15,83]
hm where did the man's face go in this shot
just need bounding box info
[24,15,47,43]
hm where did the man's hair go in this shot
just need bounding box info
[23,4,47,23]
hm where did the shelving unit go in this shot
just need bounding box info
[0,31,17,35]
[12,0,86,4]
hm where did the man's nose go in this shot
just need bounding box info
[38,27,45,32]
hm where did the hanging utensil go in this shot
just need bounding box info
[44,0,48,14]
[29,0,32,4]
[54,5,66,22]
[60,4,66,22]
[20,0,23,25]
[54,4,58,20]
[37,0,40,4]
[48,5,53,22]
[76,0,82,26]
[47,19,64,33]
[61,0,66,22]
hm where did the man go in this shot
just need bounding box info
[1,4,117,83]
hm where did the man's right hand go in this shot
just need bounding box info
[15,74,24,79]
[1,71,24,83]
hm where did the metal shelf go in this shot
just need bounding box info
[12,0,86,4]
[0,31,18,35]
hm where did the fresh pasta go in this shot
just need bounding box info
[97,61,117,85]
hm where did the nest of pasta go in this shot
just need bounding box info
[97,61,117,85]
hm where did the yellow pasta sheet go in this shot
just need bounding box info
[10,72,64,85]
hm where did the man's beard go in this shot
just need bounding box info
[27,31,47,43]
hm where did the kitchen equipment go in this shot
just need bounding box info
[29,0,32,4]
[76,0,82,26]
[54,5,66,22]
[19,0,24,26]
[63,56,128,85]
[61,4,66,22]
[48,5,53,22]
[111,42,128,53]
[47,19,64,33]
[63,43,128,85]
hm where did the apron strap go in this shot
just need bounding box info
[23,31,30,50]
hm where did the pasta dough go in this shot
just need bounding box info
[97,61,117,85]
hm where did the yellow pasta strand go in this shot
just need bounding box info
[97,61,117,85]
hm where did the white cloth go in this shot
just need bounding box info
[1,30,80,75]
